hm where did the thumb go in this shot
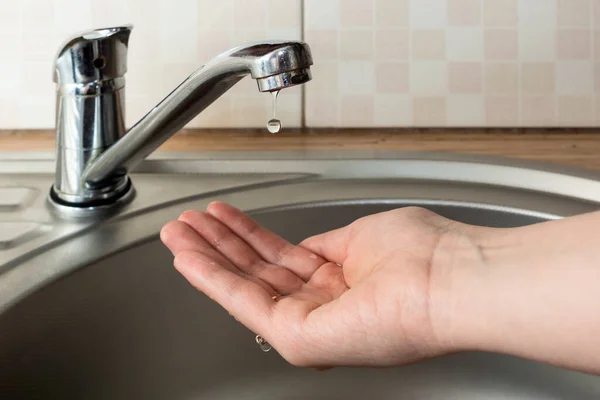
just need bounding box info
[299,225,351,265]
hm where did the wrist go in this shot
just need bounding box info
[428,222,498,353]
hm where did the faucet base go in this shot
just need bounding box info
[48,178,135,218]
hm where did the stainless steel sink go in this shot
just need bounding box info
[1,151,600,399]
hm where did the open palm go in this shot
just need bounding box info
[160,201,459,368]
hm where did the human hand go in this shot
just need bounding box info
[160,202,475,368]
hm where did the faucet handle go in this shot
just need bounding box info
[54,26,132,85]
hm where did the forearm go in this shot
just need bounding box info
[434,213,600,374]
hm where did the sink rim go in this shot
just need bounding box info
[3,150,600,203]
[2,151,600,317]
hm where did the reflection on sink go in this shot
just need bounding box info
[0,200,599,399]
[1,153,600,398]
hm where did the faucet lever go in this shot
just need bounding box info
[54,26,131,85]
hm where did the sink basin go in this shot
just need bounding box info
[0,151,599,399]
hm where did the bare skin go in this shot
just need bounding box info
[160,201,600,374]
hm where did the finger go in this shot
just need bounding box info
[160,220,276,295]
[299,226,351,265]
[178,211,304,295]
[206,202,326,281]
[306,262,348,299]
[174,250,274,336]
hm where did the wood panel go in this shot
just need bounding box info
[1,129,600,170]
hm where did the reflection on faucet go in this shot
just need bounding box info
[52,26,312,208]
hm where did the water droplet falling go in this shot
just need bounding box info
[266,90,282,134]
[267,119,281,134]
[255,335,272,352]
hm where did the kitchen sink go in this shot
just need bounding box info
[0,151,599,399]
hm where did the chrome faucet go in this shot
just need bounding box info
[51,26,312,208]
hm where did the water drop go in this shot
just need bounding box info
[255,335,272,352]
[267,118,282,134]
[266,90,282,134]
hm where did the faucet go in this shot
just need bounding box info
[51,26,313,209]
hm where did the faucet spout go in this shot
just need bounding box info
[51,26,312,208]
[82,40,312,188]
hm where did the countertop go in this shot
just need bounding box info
[1,128,600,170]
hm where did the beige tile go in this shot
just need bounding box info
[0,100,20,128]
[375,29,410,60]
[341,0,374,27]
[340,30,374,60]
[304,0,340,29]
[21,0,54,34]
[558,95,594,125]
[519,27,556,61]
[0,64,21,100]
[447,94,485,126]
[412,30,446,60]
[198,0,234,30]
[485,29,518,60]
[22,62,54,97]
[233,29,267,44]
[53,0,93,37]
[447,28,484,61]
[410,62,448,95]
[18,98,54,129]
[410,0,447,28]
[339,61,376,94]
[341,95,374,126]
[484,0,518,27]
[197,32,235,62]
[91,0,128,27]
[596,64,600,92]
[449,62,483,93]
[521,96,556,126]
[557,30,591,60]
[448,0,481,27]
[374,94,411,126]
[268,0,300,28]
[519,0,557,31]
[234,0,267,29]
[21,35,57,63]
[595,31,600,59]
[375,0,409,27]
[308,62,339,94]
[595,0,600,27]
[273,86,303,128]
[376,62,410,93]
[485,63,519,94]
[485,96,519,126]
[521,63,555,94]
[596,96,600,123]
[231,94,270,128]
[413,97,447,126]
[127,61,165,100]
[0,1,20,35]
[557,62,594,95]
[305,29,339,61]
[558,0,591,27]
[305,93,340,127]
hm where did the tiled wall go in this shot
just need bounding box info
[1,0,599,128]
[0,0,303,129]
[306,0,600,127]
